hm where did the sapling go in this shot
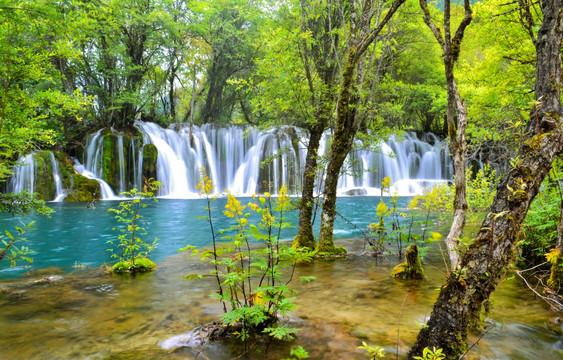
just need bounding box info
[107,178,161,273]
[182,175,315,351]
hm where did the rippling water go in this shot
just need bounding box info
[0,198,561,359]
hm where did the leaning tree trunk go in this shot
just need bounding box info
[317,53,359,253]
[419,0,472,270]
[316,0,407,253]
[293,123,325,249]
[408,2,563,358]
[444,76,468,270]
[549,183,563,291]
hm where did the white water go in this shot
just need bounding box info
[72,159,120,200]
[6,152,66,202]
[6,123,452,200]
[49,153,66,202]
[6,154,35,194]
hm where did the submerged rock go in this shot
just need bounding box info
[159,322,228,350]
[392,244,424,280]
[341,188,368,196]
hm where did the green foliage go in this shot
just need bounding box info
[0,221,36,268]
[282,346,309,360]
[519,165,562,268]
[0,191,52,269]
[465,165,498,223]
[413,347,446,360]
[358,341,385,359]
[107,179,161,273]
[0,192,53,217]
[184,179,315,345]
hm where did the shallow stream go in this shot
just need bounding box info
[0,198,561,359]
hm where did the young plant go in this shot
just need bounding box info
[358,341,385,359]
[0,221,35,268]
[183,176,315,349]
[0,192,52,269]
[413,346,445,360]
[107,179,161,273]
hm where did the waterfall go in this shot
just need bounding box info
[72,159,119,200]
[6,154,35,194]
[6,153,66,202]
[131,122,451,197]
[49,153,66,202]
[5,123,453,200]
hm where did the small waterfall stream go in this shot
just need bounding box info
[6,152,66,202]
[5,122,453,200]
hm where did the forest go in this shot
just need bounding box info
[0,0,562,359]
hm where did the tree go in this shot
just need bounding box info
[419,0,473,269]
[408,1,562,357]
[316,0,407,253]
[195,0,262,124]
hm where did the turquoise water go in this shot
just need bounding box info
[0,197,561,359]
[0,196,405,277]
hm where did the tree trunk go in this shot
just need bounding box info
[316,0,406,253]
[444,76,468,270]
[293,123,325,249]
[419,0,472,269]
[317,54,359,253]
[408,2,562,357]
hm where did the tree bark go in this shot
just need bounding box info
[419,0,472,269]
[316,0,407,253]
[293,123,325,249]
[408,1,563,357]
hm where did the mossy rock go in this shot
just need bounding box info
[142,144,158,183]
[548,256,563,294]
[111,258,156,274]
[64,173,101,202]
[316,246,348,257]
[393,244,424,280]
[32,151,56,201]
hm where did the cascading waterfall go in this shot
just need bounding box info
[72,159,119,200]
[5,122,453,200]
[6,154,35,194]
[6,152,66,202]
[49,153,66,202]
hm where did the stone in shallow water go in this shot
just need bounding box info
[341,188,367,196]
[159,328,205,350]
[159,323,226,350]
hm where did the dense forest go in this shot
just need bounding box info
[1,0,563,359]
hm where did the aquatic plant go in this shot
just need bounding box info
[182,172,315,349]
[107,179,161,273]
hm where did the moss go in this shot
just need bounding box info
[292,232,316,251]
[32,151,56,201]
[317,246,347,257]
[142,144,158,185]
[393,244,424,280]
[111,258,156,274]
[548,255,563,293]
[103,134,118,190]
[64,173,101,202]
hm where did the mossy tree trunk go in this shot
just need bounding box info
[548,192,563,292]
[292,1,340,250]
[419,0,473,269]
[393,244,424,280]
[408,2,563,357]
[293,123,325,249]
[316,0,406,254]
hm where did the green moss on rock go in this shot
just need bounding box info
[32,151,56,201]
[64,173,101,202]
[111,258,156,274]
[142,144,158,184]
[393,244,424,280]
